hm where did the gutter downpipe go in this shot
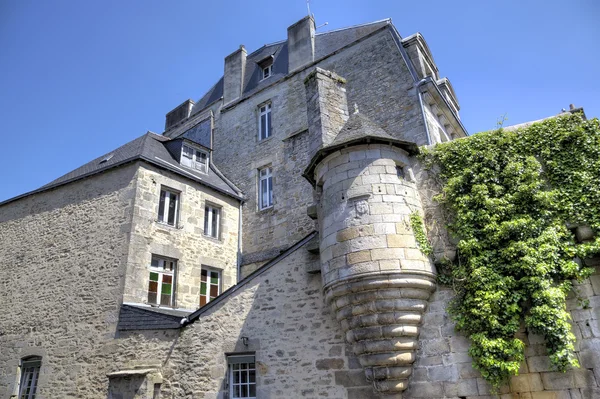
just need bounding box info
[237,202,243,283]
[388,23,432,145]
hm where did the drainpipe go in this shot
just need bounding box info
[236,202,243,283]
[416,83,432,146]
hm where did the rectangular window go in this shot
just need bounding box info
[258,167,273,210]
[228,355,256,399]
[158,188,179,226]
[200,267,221,307]
[258,103,272,140]
[261,64,272,80]
[148,256,176,307]
[181,144,208,173]
[204,204,221,239]
[18,357,41,399]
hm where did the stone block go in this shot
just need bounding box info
[527,356,553,372]
[387,234,416,248]
[405,381,444,397]
[456,378,479,396]
[370,248,404,261]
[315,358,344,370]
[347,250,371,265]
[540,369,597,390]
[378,259,401,271]
[509,373,544,392]
[428,365,458,382]
[334,370,369,387]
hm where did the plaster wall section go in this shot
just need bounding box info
[123,163,240,311]
[212,27,426,266]
[0,165,137,398]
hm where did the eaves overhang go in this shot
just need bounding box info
[0,154,245,208]
[302,136,419,188]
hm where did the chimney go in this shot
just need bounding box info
[304,68,349,158]
[223,45,247,105]
[287,16,315,73]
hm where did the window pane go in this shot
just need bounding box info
[268,176,273,206]
[200,282,207,295]
[241,369,247,383]
[249,384,256,397]
[267,108,272,138]
[204,206,209,233]
[211,209,219,237]
[151,258,160,268]
[160,294,171,307]
[210,271,219,284]
[234,385,240,398]
[210,285,218,298]
[149,272,159,281]
[163,275,172,284]
[201,269,207,281]
[167,193,177,225]
[260,114,266,140]
[158,191,166,222]
[200,295,207,306]
[148,292,157,304]
[148,281,158,293]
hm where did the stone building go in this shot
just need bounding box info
[1,16,599,399]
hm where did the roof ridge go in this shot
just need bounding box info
[315,18,391,36]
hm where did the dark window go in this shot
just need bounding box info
[19,357,41,399]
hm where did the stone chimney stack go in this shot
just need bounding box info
[223,45,247,105]
[288,16,316,72]
[303,68,349,158]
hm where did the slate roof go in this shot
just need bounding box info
[117,304,191,330]
[1,131,243,206]
[303,112,419,186]
[189,19,391,117]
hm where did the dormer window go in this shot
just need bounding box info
[262,64,272,80]
[181,144,208,173]
[258,56,274,81]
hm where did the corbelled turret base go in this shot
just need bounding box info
[325,273,436,394]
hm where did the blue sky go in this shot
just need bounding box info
[0,0,598,202]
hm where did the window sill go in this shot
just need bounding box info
[202,234,224,244]
[258,135,274,144]
[155,220,183,230]
[258,205,274,213]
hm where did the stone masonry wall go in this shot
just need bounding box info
[0,164,138,398]
[404,257,600,399]
[212,27,426,266]
[123,163,240,310]
[113,242,391,399]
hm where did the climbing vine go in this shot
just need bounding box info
[424,113,600,388]
[410,212,433,256]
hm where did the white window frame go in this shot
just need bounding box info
[18,356,41,399]
[204,204,221,239]
[157,188,179,226]
[148,256,177,307]
[258,102,272,141]
[181,144,209,173]
[261,64,272,80]
[258,166,273,210]
[228,355,256,399]
[199,266,222,307]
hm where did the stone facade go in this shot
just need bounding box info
[1,15,599,399]
[123,163,239,310]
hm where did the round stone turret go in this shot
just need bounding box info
[305,111,436,395]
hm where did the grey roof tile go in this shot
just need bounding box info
[40,132,242,200]
[117,304,191,330]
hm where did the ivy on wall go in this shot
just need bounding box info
[424,114,600,388]
[410,212,433,256]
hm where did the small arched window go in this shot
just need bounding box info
[19,356,42,399]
